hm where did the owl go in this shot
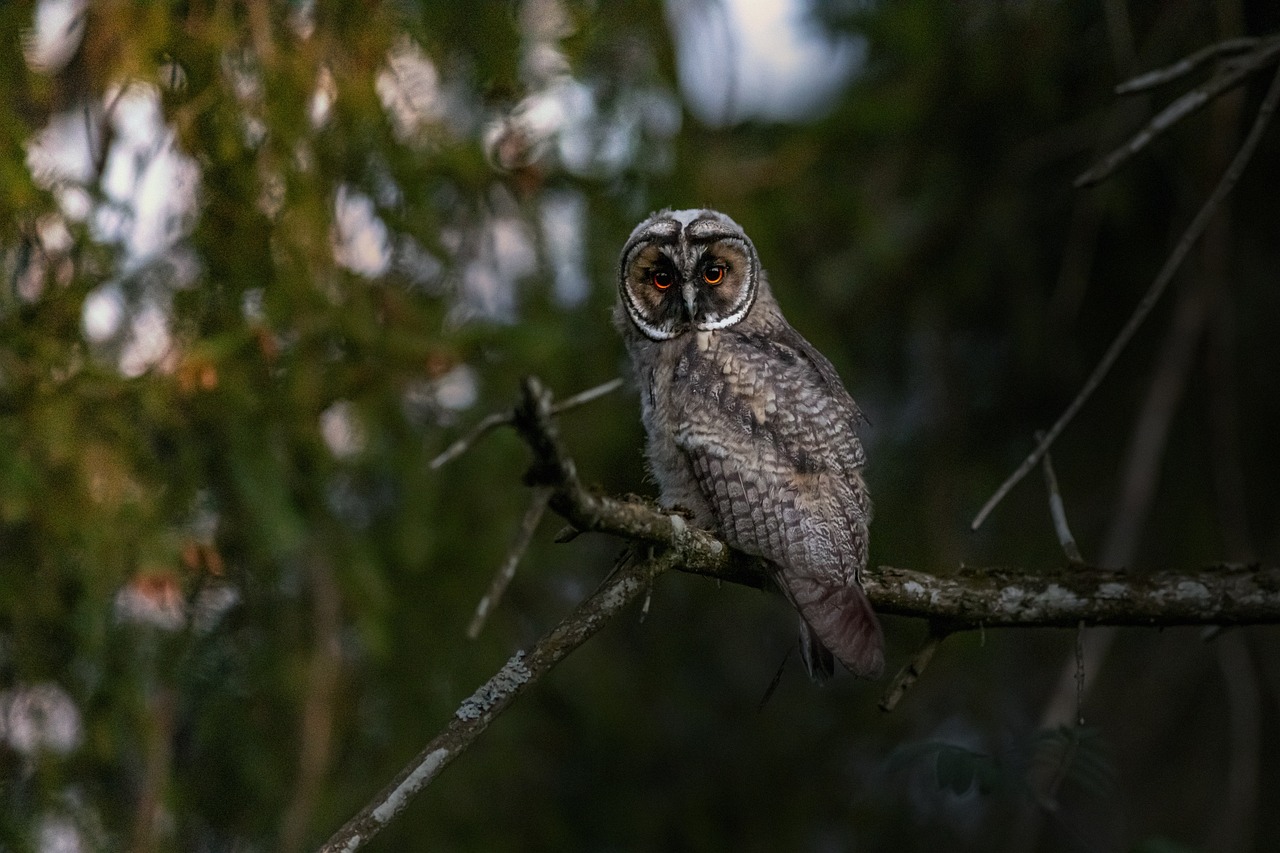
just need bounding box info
[614,208,884,680]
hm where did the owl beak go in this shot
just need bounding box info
[681,282,698,319]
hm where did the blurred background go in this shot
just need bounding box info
[2,1,1280,851]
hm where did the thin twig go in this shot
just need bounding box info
[467,487,552,639]
[430,377,623,469]
[971,58,1280,531]
[316,550,675,853]
[1037,431,1084,563]
[511,376,739,580]
[551,376,626,412]
[878,624,949,712]
[1115,36,1261,94]
[1076,35,1280,187]
[429,410,510,470]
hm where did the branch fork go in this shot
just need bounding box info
[319,376,1280,853]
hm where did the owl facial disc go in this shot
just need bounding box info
[618,208,760,341]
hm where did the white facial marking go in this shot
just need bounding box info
[623,284,679,340]
[695,281,755,331]
[667,208,706,228]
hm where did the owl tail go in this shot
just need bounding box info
[791,580,885,681]
[799,621,835,681]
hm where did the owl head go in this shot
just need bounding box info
[618,208,761,341]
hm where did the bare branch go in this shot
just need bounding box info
[1114,37,1261,94]
[317,548,678,853]
[511,376,740,580]
[552,376,626,412]
[321,375,1280,850]
[878,623,949,712]
[1038,432,1084,564]
[866,564,1280,629]
[467,487,551,639]
[430,377,623,469]
[972,59,1280,531]
[1076,34,1280,187]
[429,410,511,470]
[514,375,1280,630]
[502,377,1280,631]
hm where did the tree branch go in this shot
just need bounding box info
[514,376,1280,632]
[430,377,624,469]
[317,548,678,853]
[1038,432,1084,564]
[971,56,1280,531]
[865,565,1280,629]
[318,376,1280,851]
[1114,36,1261,94]
[879,623,949,712]
[1077,33,1280,187]
[467,486,551,639]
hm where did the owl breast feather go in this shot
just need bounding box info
[658,327,885,678]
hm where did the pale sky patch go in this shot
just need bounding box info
[332,185,391,278]
[667,0,863,124]
[24,0,86,74]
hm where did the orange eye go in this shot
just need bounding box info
[652,270,674,290]
[703,265,725,285]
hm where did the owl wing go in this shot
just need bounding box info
[771,320,868,440]
[673,327,883,678]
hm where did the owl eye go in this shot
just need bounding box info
[702,264,725,285]
[652,269,674,290]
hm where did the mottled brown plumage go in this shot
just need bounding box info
[615,209,884,679]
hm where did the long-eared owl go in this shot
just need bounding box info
[614,208,884,679]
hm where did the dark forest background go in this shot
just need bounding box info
[2,1,1280,851]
